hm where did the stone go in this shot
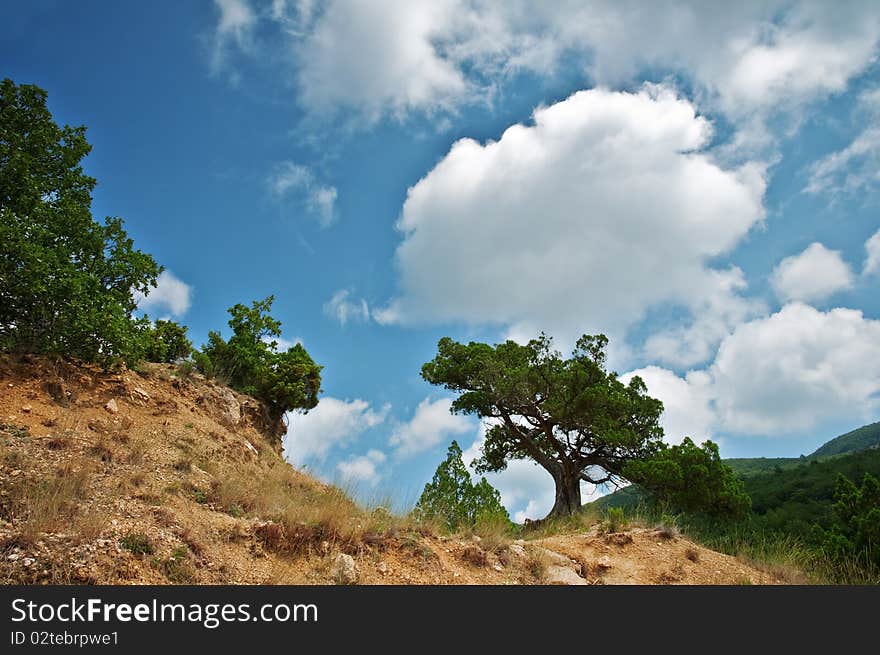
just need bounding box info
[21,405,32,413]
[331,553,358,585]
[7,552,20,561]
[545,565,587,585]
[131,387,151,402]
[597,555,613,570]
[529,546,574,569]
[377,561,388,574]
[104,399,119,414]
[492,562,504,572]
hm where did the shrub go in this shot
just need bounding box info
[624,437,751,519]
[195,297,322,420]
[119,532,154,555]
[141,319,192,363]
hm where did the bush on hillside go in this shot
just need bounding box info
[141,319,193,363]
[624,437,751,519]
[194,296,322,419]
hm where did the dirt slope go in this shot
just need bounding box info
[0,355,784,585]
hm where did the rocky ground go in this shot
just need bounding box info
[0,354,784,585]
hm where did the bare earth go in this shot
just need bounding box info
[0,355,784,586]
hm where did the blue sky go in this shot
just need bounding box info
[3,1,880,521]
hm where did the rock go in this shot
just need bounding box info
[21,405,32,413]
[10,470,22,477]
[131,387,151,402]
[331,553,358,585]
[545,565,587,585]
[492,562,504,572]
[217,389,241,426]
[7,552,20,561]
[22,557,35,567]
[596,555,613,570]
[507,543,527,560]
[104,399,119,414]
[377,561,388,574]
[529,546,574,569]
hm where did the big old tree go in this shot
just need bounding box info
[422,334,665,519]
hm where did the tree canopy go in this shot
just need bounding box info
[413,440,510,531]
[422,334,666,519]
[0,78,161,365]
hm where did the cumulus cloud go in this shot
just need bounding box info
[213,1,880,128]
[336,449,387,486]
[770,242,855,303]
[865,228,880,276]
[322,289,370,325]
[284,397,389,466]
[268,161,337,227]
[380,85,765,356]
[710,303,880,435]
[134,270,193,318]
[632,303,880,439]
[620,366,715,445]
[389,398,474,457]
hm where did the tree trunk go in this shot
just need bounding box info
[547,468,582,518]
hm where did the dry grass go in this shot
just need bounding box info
[203,458,410,555]
[1,462,91,544]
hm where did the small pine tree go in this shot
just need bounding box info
[413,441,510,531]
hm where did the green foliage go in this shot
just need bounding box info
[624,437,751,519]
[413,441,510,531]
[119,532,154,555]
[818,472,880,569]
[602,506,627,533]
[195,296,322,419]
[421,333,664,518]
[141,319,193,363]
[0,79,161,366]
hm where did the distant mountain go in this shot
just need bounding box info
[587,421,880,511]
[807,421,880,459]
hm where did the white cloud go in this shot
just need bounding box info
[710,303,880,435]
[215,1,880,129]
[336,449,387,486]
[283,397,389,466]
[380,85,765,355]
[633,303,880,438]
[389,397,474,457]
[211,0,257,75]
[134,270,193,318]
[770,242,855,303]
[268,161,337,227]
[642,267,765,368]
[865,228,880,276]
[620,366,715,445]
[807,88,880,195]
[322,289,370,325]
